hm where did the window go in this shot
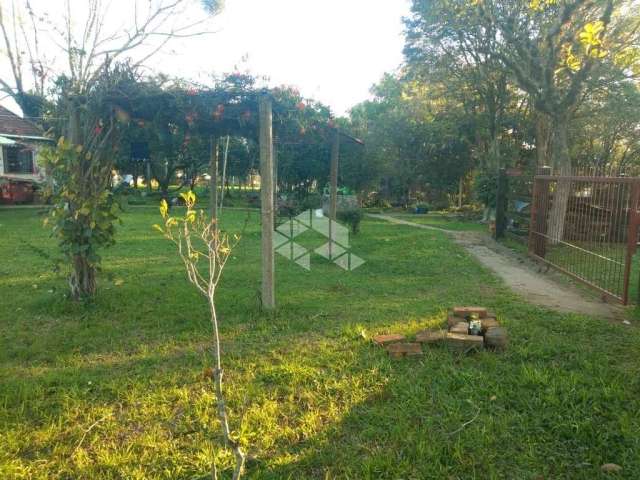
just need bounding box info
[3,146,34,174]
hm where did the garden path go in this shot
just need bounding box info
[370,214,625,321]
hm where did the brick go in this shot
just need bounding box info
[386,343,423,358]
[416,329,447,344]
[450,322,469,335]
[481,317,500,333]
[484,327,508,350]
[445,333,484,350]
[373,334,406,346]
[453,306,488,319]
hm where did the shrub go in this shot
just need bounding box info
[338,209,364,235]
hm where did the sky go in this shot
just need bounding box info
[1,0,412,116]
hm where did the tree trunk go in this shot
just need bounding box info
[547,115,572,244]
[69,254,97,300]
[535,113,552,168]
[146,161,153,192]
[160,180,170,206]
[208,302,245,480]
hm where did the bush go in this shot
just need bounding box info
[338,209,364,235]
[415,203,430,214]
[247,192,261,208]
[300,193,322,211]
[362,192,391,209]
[474,170,498,208]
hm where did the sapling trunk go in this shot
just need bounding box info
[156,193,245,479]
[209,302,245,480]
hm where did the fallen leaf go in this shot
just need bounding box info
[114,279,124,286]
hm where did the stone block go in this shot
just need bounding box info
[484,327,508,350]
[386,343,423,358]
[453,306,488,319]
[446,333,484,350]
[481,317,500,333]
[373,334,405,346]
[450,322,469,335]
[416,329,447,344]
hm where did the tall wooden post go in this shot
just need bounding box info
[210,136,219,220]
[329,129,340,221]
[273,136,278,220]
[259,95,275,310]
[146,160,152,192]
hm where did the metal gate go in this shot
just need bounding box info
[528,171,640,304]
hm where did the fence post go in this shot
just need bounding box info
[529,166,552,257]
[259,95,275,310]
[624,180,640,305]
[495,168,508,239]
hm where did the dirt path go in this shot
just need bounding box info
[370,214,624,320]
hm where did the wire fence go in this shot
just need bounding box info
[529,167,640,304]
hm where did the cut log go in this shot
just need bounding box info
[450,322,469,335]
[416,329,447,344]
[484,327,508,350]
[373,334,406,346]
[386,342,423,358]
[447,315,459,328]
[453,306,488,319]
[446,333,484,350]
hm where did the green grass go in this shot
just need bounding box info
[389,212,487,232]
[1,207,639,479]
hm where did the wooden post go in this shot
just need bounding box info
[458,177,463,209]
[209,136,219,220]
[259,95,275,310]
[495,168,508,239]
[146,160,152,192]
[273,136,278,221]
[329,128,340,221]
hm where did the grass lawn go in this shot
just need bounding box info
[388,212,487,232]
[1,207,639,479]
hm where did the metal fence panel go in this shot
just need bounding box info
[528,173,640,304]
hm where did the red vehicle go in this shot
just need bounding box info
[0,178,35,204]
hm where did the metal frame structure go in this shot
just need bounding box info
[528,170,640,305]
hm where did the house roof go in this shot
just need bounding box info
[0,105,46,138]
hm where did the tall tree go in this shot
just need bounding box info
[29,0,223,299]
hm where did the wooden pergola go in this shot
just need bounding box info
[179,89,363,310]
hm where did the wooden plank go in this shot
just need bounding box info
[259,96,275,310]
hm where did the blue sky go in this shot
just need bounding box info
[1,0,411,116]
